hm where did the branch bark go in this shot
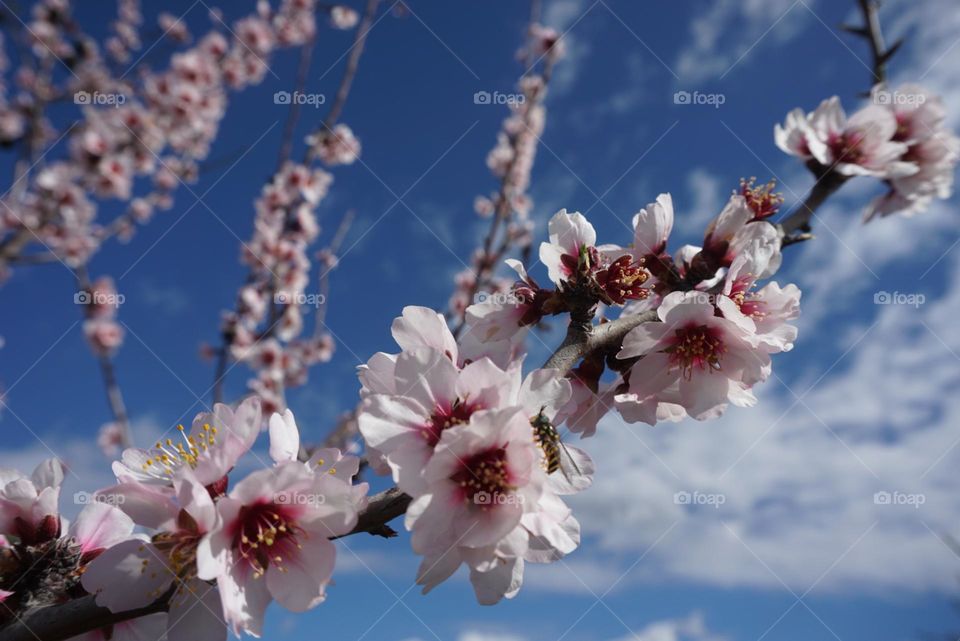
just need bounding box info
[778,166,850,237]
[0,593,170,641]
[543,310,659,373]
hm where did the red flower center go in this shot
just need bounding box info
[450,446,514,507]
[828,130,867,165]
[232,501,303,578]
[666,324,726,378]
[422,400,477,448]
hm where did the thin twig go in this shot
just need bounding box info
[74,266,133,448]
[276,32,318,169]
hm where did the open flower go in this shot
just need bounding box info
[794,97,916,177]
[82,471,226,641]
[718,253,801,353]
[617,291,770,421]
[406,406,589,604]
[195,459,360,637]
[359,351,517,496]
[112,396,261,489]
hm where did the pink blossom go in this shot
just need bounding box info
[112,396,262,488]
[538,208,597,286]
[82,472,225,641]
[406,406,589,604]
[307,124,361,166]
[195,459,360,637]
[359,351,517,495]
[330,6,360,30]
[617,291,770,422]
[0,459,64,544]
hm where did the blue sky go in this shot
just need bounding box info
[2,1,960,640]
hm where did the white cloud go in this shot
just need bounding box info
[559,238,960,594]
[670,167,725,242]
[675,0,814,83]
[454,612,724,641]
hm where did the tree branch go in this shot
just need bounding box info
[543,310,659,373]
[0,592,170,641]
[0,486,413,641]
[777,165,850,238]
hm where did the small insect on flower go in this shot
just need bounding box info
[531,406,581,482]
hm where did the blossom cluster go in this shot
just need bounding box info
[466,183,800,434]
[0,398,368,640]
[357,306,591,604]
[0,0,361,275]
[221,162,339,415]
[775,82,959,219]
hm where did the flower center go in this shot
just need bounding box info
[597,255,650,304]
[450,447,514,507]
[140,423,217,479]
[728,276,767,320]
[666,324,725,378]
[828,130,866,165]
[232,502,303,578]
[422,400,476,448]
[740,178,783,219]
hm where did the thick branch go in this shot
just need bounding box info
[543,310,658,373]
[0,593,169,641]
[778,167,849,238]
[337,486,412,539]
[0,486,412,641]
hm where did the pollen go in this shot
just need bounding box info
[666,324,726,379]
